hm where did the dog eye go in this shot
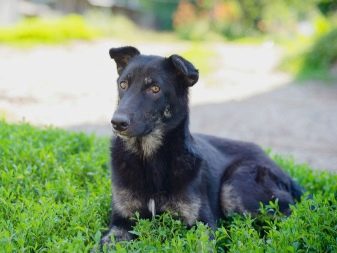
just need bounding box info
[150,85,160,94]
[119,81,128,90]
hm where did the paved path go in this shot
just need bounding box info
[190,83,337,172]
[0,39,336,171]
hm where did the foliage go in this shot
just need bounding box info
[85,11,178,43]
[281,25,337,81]
[0,121,110,252]
[139,0,179,30]
[172,0,335,40]
[317,0,337,16]
[298,27,337,80]
[0,121,337,252]
[0,13,179,47]
[172,0,212,41]
[0,15,100,47]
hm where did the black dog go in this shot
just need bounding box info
[101,46,302,244]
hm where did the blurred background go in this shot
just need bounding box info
[0,0,336,171]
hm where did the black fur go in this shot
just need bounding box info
[101,46,303,245]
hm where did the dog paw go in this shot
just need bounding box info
[100,226,132,246]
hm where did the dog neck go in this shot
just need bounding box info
[113,115,200,196]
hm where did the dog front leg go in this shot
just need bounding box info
[199,214,216,231]
[100,213,134,246]
[196,202,216,229]
[198,205,217,241]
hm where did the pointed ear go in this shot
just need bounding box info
[109,46,140,75]
[168,54,199,86]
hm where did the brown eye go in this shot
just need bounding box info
[120,81,128,90]
[150,85,160,93]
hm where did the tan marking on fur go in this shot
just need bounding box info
[118,135,138,154]
[117,127,163,158]
[101,226,131,244]
[220,184,245,215]
[162,197,201,226]
[113,187,142,218]
[141,127,163,157]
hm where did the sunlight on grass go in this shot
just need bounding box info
[0,15,101,47]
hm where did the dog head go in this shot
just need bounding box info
[109,46,198,139]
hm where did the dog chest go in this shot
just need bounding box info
[112,186,201,225]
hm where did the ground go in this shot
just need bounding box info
[0,39,336,171]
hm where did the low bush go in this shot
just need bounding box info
[0,121,336,252]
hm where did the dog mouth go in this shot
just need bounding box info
[114,128,152,139]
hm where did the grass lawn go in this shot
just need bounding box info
[0,121,336,252]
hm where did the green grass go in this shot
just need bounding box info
[0,121,336,252]
[297,28,337,81]
[0,15,100,47]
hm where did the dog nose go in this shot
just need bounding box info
[111,114,130,132]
